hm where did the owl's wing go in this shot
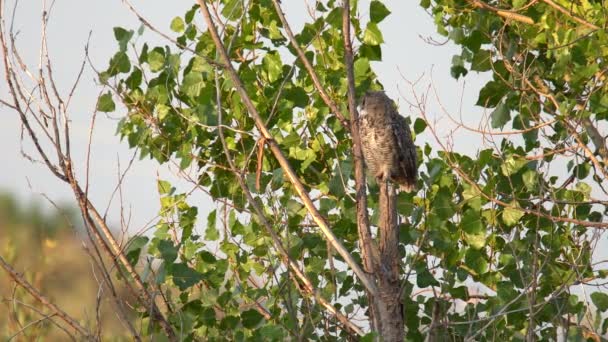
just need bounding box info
[358,116,376,176]
[392,114,417,189]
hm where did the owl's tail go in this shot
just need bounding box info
[398,179,417,192]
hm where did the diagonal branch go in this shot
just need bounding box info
[341,0,381,331]
[271,0,348,127]
[195,0,378,296]
[0,255,91,338]
[342,0,378,274]
[466,0,534,24]
[0,1,176,338]
[212,48,362,335]
[581,117,608,161]
[539,0,599,30]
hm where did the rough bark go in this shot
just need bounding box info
[377,181,404,341]
[341,0,382,333]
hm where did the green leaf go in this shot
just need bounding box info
[363,22,384,46]
[522,170,538,191]
[181,72,205,99]
[206,210,219,241]
[460,209,486,249]
[125,236,149,266]
[171,263,203,290]
[221,0,243,20]
[370,1,391,23]
[107,52,131,76]
[199,307,217,326]
[462,184,482,211]
[147,49,165,72]
[471,50,492,72]
[285,86,308,108]
[359,44,382,61]
[157,180,174,195]
[432,189,455,219]
[258,325,284,339]
[501,155,528,176]
[476,81,508,108]
[241,309,264,329]
[465,249,488,274]
[414,118,427,134]
[113,27,134,52]
[97,92,116,112]
[449,28,465,44]
[464,30,484,52]
[574,163,591,179]
[502,202,524,226]
[170,17,185,33]
[325,8,343,28]
[591,292,608,311]
[491,101,511,128]
[416,267,440,287]
[220,316,239,330]
[354,58,370,81]
[267,21,284,40]
[125,68,143,89]
[451,54,468,79]
[158,240,178,263]
[262,52,282,83]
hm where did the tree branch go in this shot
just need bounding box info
[0,1,177,337]
[540,0,599,30]
[195,0,378,296]
[341,0,382,332]
[213,58,363,336]
[271,0,348,127]
[467,0,534,24]
[342,0,378,274]
[0,255,91,338]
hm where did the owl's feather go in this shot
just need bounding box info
[359,91,417,192]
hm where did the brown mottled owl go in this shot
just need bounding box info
[359,91,417,192]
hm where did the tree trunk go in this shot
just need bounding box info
[376,181,404,341]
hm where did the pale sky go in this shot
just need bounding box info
[0,1,484,233]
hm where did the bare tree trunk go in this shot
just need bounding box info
[377,181,404,341]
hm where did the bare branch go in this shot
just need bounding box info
[466,0,534,25]
[341,0,381,332]
[0,255,92,338]
[540,0,600,30]
[342,0,378,274]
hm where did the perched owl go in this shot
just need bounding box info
[358,91,417,192]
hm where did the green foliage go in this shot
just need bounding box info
[420,0,608,339]
[101,0,608,340]
[97,92,116,112]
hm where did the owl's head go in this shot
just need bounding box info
[359,91,392,117]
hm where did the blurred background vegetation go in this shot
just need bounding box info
[0,192,131,340]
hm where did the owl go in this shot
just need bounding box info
[358,91,417,192]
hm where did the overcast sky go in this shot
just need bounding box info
[0,0,485,233]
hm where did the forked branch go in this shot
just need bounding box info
[195,0,378,296]
[0,1,176,339]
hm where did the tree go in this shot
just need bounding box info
[2,0,608,341]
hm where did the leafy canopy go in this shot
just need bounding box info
[99,0,608,340]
